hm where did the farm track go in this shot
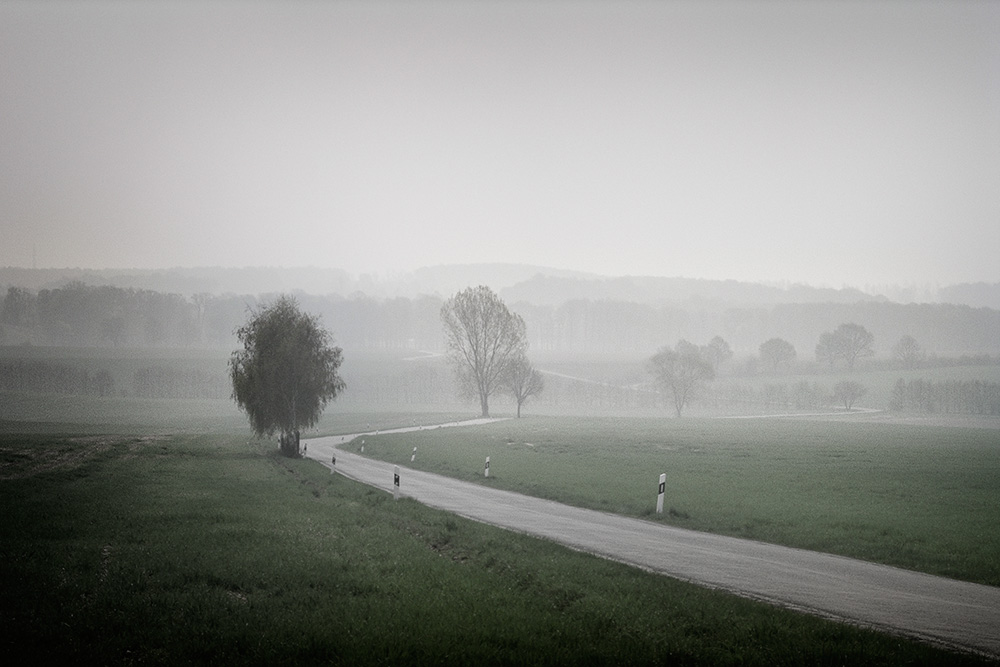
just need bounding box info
[305,421,1000,659]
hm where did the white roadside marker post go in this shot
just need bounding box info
[393,465,400,501]
[484,456,490,478]
[360,439,364,453]
[656,473,666,514]
[411,447,417,462]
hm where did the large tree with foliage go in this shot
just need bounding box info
[702,336,733,372]
[230,295,345,457]
[441,285,527,418]
[759,337,796,372]
[648,339,714,417]
[503,354,545,418]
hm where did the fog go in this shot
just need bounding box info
[2,1,998,288]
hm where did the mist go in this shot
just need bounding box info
[2,6,1000,657]
[1,1,998,289]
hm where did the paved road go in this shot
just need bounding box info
[305,422,1000,658]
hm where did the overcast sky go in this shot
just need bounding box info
[2,1,997,288]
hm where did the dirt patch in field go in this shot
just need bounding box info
[0,435,164,480]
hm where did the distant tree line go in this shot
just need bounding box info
[2,283,999,356]
[889,379,1000,416]
[516,300,1000,357]
[1,283,200,347]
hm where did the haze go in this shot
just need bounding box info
[2,1,997,288]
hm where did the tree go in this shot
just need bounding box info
[703,336,733,372]
[893,334,924,369]
[441,285,527,418]
[648,339,714,417]
[759,337,796,372]
[815,331,836,367]
[833,380,867,410]
[815,323,874,370]
[503,354,545,418]
[229,295,345,457]
[1,287,35,327]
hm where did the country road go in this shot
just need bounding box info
[304,422,1000,659]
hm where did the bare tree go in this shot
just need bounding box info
[833,380,867,410]
[816,323,874,370]
[759,337,796,371]
[503,354,544,418]
[648,340,714,417]
[893,334,924,369]
[441,285,527,418]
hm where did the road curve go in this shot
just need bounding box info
[305,423,1000,658]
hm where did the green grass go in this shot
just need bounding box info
[0,432,989,665]
[354,416,1000,585]
[0,391,245,434]
[0,387,474,437]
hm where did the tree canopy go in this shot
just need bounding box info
[441,285,527,418]
[759,337,797,371]
[230,295,345,456]
[703,336,733,371]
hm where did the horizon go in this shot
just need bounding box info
[0,262,991,298]
[2,2,998,288]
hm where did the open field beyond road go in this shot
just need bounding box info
[336,416,1000,586]
[306,423,1000,659]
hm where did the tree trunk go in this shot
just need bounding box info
[480,391,490,418]
[279,430,297,457]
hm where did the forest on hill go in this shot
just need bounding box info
[1,276,998,358]
[2,265,998,308]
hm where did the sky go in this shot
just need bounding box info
[1,1,998,288]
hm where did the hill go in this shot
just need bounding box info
[4,264,994,308]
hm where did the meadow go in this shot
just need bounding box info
[1,346,999,663]
[3,344,998,417]
[346,416,1000,586]
[1,428,992,665]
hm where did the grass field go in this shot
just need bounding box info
[1,345,999,663]
[0,430,991,665]
[351,416,1000,586]
[4,344,998,417]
